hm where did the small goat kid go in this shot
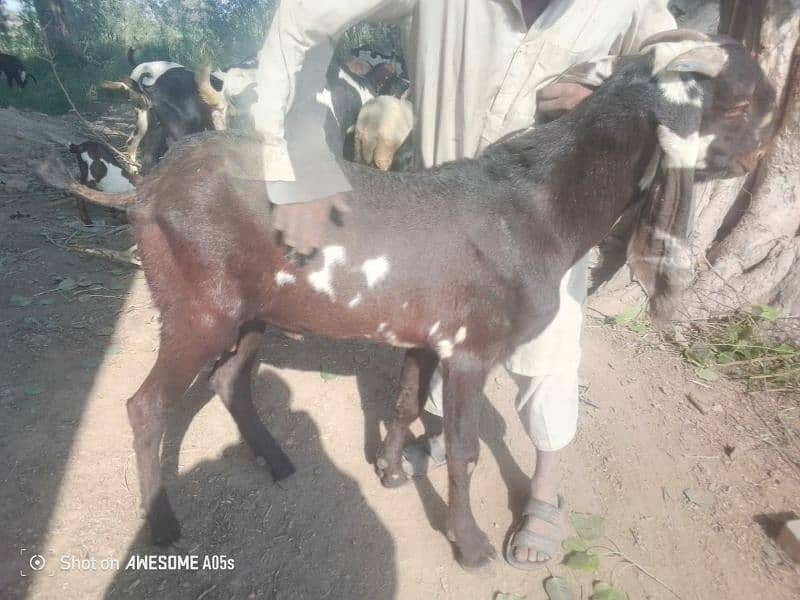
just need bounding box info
[38,32,774,568]
[68,141,135,225]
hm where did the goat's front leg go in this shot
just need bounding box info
[376,348,438,487]
[442,353,496,568]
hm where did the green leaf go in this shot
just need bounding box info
[591,582,628,600]
[685,342,714,366]
[561,537,589,553]
[544,576,575,600]
[775,343,796,355]
[23,384,46,397]
[319,371,337,381]
[9,294,33,307]
[56,277,77,291]
[752,304,780,322]
[564,550,599,572]
[570,512,606,540]
[715,351,736,365]
[496,594,526,600]
[611,306,641,326]
[695,367,720,382]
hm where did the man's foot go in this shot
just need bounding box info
[504,491,563,570]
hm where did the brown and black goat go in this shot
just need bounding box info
[38,31,775,569]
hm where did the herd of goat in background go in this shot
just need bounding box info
[1,45,414,224]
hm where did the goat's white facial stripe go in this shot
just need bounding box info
[361,256,389,289]
[348,293,362,308]
[658,73,702,107]
[657,126,712,169]
[308,245,346,300]
[275,270,296,286]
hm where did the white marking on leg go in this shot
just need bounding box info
[454,326,467,344]
[20,70,26,82]
[308,245,346,300]
[348,293,362,308]
[361,256,389,289]
[436,340,454,359]
[428,321,440,336]
[275,270,296,286]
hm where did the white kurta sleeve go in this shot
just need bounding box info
[253,0,415,182]
[614,0,677,56]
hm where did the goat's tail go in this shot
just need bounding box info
[35,153,138,209]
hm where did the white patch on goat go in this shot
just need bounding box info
[81,153,134,192]
[695,133,715,169]
[275,270,296,287]
[348,293,362,308]
[20,70,26,83]
[315,88,336,123]
[338,69,374,104]
[454,327,467,344]
[658,73,702,107]
[361,256,390,289]
[436,340,454,359]
[657,126,702,169]
[307,245,346,300]
[402,301,409,310]
[429,321,441,336]
[377,322,388,333]
[131,61,183,86]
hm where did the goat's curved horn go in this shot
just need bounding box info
[100,80,134,93]
[662,45,730,78]
[196,65,225,110]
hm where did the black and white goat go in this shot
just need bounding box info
[101,54,217,171]
[68,141,135,224]
[38,31,774,569]
[0,53,36,89]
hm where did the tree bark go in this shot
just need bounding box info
[591,0,800,325]
[32,0,82,60]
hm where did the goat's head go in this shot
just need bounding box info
[622,30,776,325]
[198,66,258,131]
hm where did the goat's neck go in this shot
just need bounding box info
[486,77,658,262]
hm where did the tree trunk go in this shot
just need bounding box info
[591,0,800,327]
[32,0,81,60]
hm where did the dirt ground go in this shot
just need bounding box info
[1,107,799,600]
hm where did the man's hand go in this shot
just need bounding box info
[536,82,593,121]
[272,193,350,256]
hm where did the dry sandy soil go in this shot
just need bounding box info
[1,107,799,600]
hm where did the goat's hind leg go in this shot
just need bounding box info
[127,333,222,545]
[210,322,295,481]
[443,353,496,569]
[376,349,438,488]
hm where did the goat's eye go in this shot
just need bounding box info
[723,101,750,119]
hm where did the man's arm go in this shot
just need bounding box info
[253,1,415,183]
[615,0,677,55]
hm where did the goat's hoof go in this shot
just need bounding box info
[455,530,496,570]
[375,456,410,489]
[149,513,181,546]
